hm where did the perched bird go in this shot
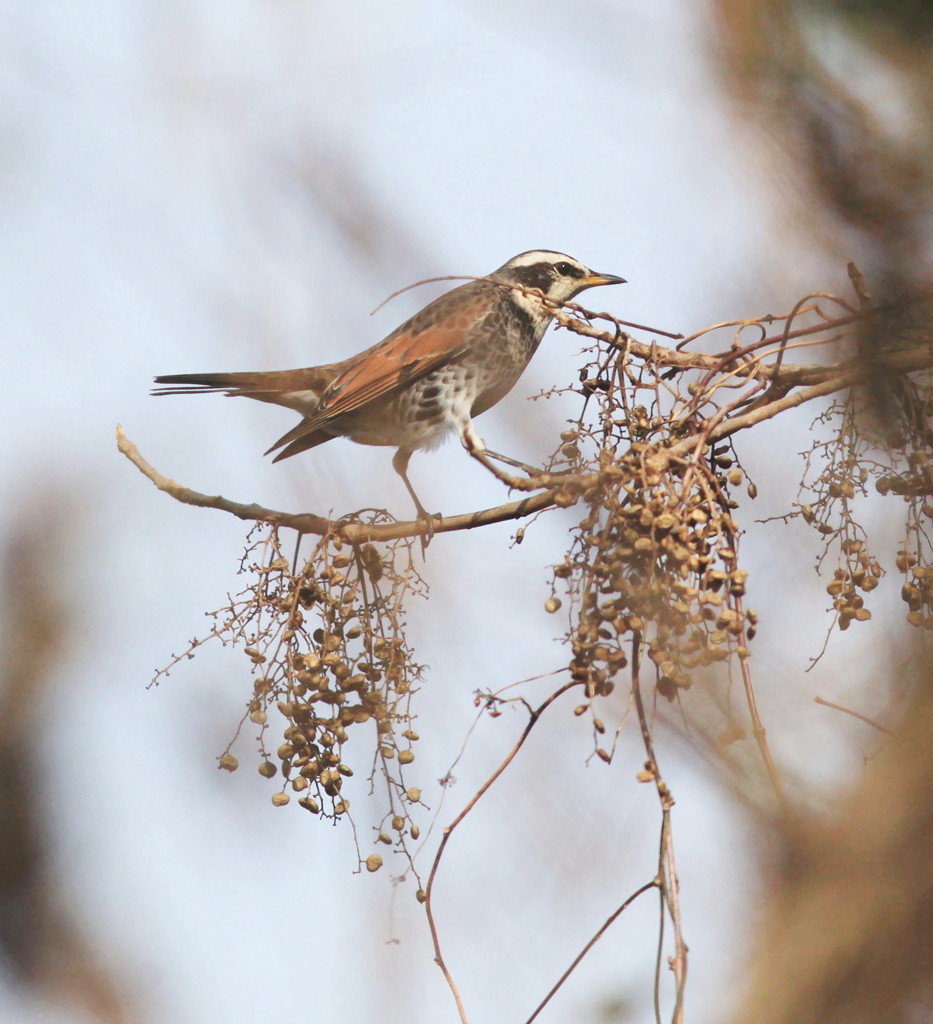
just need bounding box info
[153,250,624,518]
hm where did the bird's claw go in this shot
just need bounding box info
[413,506,442,554]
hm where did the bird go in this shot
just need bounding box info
[153,250,625,520]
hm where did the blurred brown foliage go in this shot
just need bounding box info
[0,498,132,1023]
[715,2,933,1021]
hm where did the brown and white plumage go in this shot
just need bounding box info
[153,250,624,515]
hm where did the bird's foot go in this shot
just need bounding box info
[407,492,442,552]
[414,507,443,554]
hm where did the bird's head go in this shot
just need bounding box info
[491,251,625,310]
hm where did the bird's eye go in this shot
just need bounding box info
[555,262,574,276]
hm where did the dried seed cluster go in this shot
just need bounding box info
[897,548,933,628]
[157,523,427,859]
[551,431,752,702]
[787,386,933,632]
[878,424,933,625]
[528,334,766,711]
[824,538,880,630]
[242,533,424,832]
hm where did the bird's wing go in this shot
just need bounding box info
[266,283,490,454]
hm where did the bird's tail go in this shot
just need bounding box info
[152,370,309,400]
[152,367,338,408]
[152,372,246,396]
[152,369,338,460]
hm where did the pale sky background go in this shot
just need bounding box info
[0,3,909,1023]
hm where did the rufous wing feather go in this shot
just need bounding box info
[265,289,489,456]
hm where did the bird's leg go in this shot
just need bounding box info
[392,448,438,548]
[458,421,531,489]
[459,419,486,457]
[458,420,539,475]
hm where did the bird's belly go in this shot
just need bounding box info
[338,363,510,451]
[340,414,449,450]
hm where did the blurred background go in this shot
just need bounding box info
[2,1,931,1022]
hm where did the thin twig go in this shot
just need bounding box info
[630,633,688,1024]
[423,681,579,1024]
[813,695,894,734]
[524,880,659,1024]
[559,309,932,385]
[732,603,789,815]
[370,275,680,339]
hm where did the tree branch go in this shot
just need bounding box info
[556,308,932,386]
[115,425,558,541]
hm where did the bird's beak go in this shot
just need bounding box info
[583,271,626,287]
